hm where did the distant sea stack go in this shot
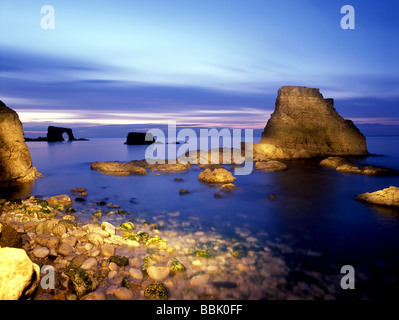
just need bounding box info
[47,126,77,142]
[125,132,155,145]
[0,101,40,186]
[255,86,368,159]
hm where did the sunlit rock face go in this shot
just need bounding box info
[257,86,368,159]
[0,101,40,186]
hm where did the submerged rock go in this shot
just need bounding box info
[220,183,237,193]
[91,160,190,176]
[91,161,148,176]
[255,86,368,159]
[356,186,399,207]
[319,156,352,168]
[320,157,396,176]
[198,168,236,183]
[255,160,288,172]
[0,100,41,186]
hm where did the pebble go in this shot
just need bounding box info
[81,292,106,300]
[101,222,116,235]
[89,248,101,257]
[114,287,134,300]
[109,262,118,271]
[87,233,104,246]
[129,268,143,280]
[189,274,209,286]
[33,246,50,258]
[80,257,98,270]
[192,260,201,267]
[146,266,170,281]
[57,243,73,257]
[102,244,115,258]
[61,236,77,247]
[246,236,258,242]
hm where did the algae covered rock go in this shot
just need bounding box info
[144,282,169,300]
[168,258,186,274]
[64,266,98,298]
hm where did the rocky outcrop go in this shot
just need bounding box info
[198,168,236,183]
[91,160,190,175]
[256,86,368,159]
[0,101,40,186]
[356,186,399,207]
[47,126,76,142]
[179,148,245,165]
[125,132,155,145]
[320,156,396,176]
[0,247,40,300]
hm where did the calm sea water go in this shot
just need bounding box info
[2,136,399,299]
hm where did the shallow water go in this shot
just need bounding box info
[1,136,399,299]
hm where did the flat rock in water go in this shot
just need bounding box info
[357,186,399,207]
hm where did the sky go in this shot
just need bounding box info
[1,0,398,138]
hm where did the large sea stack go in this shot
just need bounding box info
[254,86,368,159]
[0,100,40,186]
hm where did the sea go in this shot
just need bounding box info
[2,135,399,300]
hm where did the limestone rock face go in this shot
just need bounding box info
[0,247,40,300]
[0,101,40,186]
[356,186,399,207]
[258,86,368,159]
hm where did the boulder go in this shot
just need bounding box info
[125,132,155,145]
[356,186,399,207]
[0,101,40,186]
[257,86,368,159]
[47,194,73,209]
[0,247,40,300]
[198,168,237,183]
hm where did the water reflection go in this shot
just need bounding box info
[0,180,34,199]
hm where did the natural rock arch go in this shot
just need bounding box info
[47,126,76,142]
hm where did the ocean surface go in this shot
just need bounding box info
[2,136,399,299]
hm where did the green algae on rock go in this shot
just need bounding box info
[144,282,169,300]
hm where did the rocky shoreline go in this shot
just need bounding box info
[0,190,298,300]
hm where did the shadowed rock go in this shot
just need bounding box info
[47,126,76,142]
[125,132,155,145]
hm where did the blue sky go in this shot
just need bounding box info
[1,0,398,137]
